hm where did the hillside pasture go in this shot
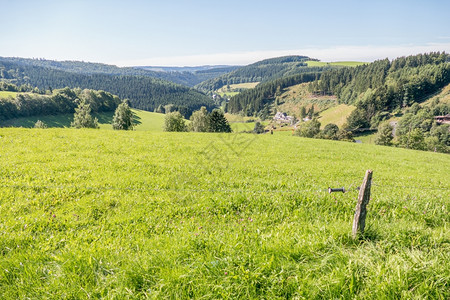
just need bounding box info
[421,83,450,106]
[277,83,338,117]
[216,82,260,97]
[0,128,448,298]
[318,104,356,128]
[0,91,19,98]
[305,61,367,67]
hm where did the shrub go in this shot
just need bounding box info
[294,119,321,138]
[34,120,47,129]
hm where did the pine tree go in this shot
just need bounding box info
[207,109,231,133]
[112,101,134,130]
[300,106,307,119]
[71,99,99,129]
[307,106,315,118]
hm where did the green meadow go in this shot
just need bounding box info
[0,91,19,98]
[0,127,448,299]
[305,61,367,67]
[318,104,356,128]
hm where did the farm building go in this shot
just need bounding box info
[273,111,295,124]
[434,114,450,124]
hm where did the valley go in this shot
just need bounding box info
[0,53,449,299]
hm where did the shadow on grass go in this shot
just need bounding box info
[358,226,382,243]
[93,111,114,124]
[132,113,142,126]
[0,114,73,128]
[0,111,122,128]
[339,225,382,248]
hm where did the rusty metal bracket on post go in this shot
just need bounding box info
[352,170,373,239]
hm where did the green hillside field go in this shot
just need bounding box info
[318,104,356,128]
[0,91,19,98]
[0,128,448,298]
[278,82,339,117]
[305,61,367,67]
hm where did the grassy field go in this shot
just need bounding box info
[422,83,450,106]
[0,109,165,131]
[216,82,260,97]
[216,91,240,97]
[278,83,338,117]
[354,131,378,144]
[224,114,269,133]
[0,91,19,98]
[0,128,448,299]
[130,109,165,131]
[318,104,356,128]
[305,61,367,67]
[218,82,259,93]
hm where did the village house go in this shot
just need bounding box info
[273,111,295,125]
[434,114,450,124]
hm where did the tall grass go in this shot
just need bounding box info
[0,128,448,298]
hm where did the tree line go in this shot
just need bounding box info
[309,52,450,130]
[227,73,319,116]
[0,56,218,87]
[294,120,354,142]
[195,55,328,92]
[374,100,449,153]
[0,84,121,122]
[0,59,215,117]
[164,106,231,133]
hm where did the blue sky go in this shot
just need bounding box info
[1,0,449,66]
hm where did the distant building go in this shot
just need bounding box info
[273,111,295,124]
[435,114,450,124]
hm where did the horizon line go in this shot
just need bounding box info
[2,43,449,68]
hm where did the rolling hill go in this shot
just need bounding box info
[0,59,215,116]
[0,57,234,87]
[195,55,333,92]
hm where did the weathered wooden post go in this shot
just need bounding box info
[352,170,373,239]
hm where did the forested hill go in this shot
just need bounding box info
[310,52,450,129]
[227,73,319,116]
[0,57,233,87]
[195,55,333,92]
[0,59,215,116]
[0,84,121,122]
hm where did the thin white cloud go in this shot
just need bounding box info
[114,43,450,67]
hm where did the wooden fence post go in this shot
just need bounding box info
[352,170,373,239]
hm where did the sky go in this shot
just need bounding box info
[1,0,450,66]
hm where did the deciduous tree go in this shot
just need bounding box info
[164,111,187,132]
[374,123,394,146]
[189,106,209,132]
